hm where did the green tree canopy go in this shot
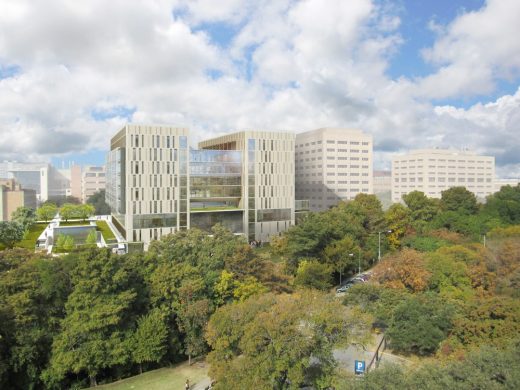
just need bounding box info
[483,184,520,224]
[45,249,137,387]
[36,203,57,222]
[76,204,95,221]
[0,222,24,248]
[386,294,454,355]
[86,189,111,215]
[10,207,35,231]
[440,186,479,215]
[206,291,369,389]
[59,203,78,222]
[293,259,333,290]
[132,309,168,374]
[402,191,439,225]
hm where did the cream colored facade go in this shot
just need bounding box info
[82,165,106,202]
[295,128,373,211]
[107,125,295,248]
[392,149,495,202]
[494,178,520,193]
[107,124,189,246]
[200,130,295,242]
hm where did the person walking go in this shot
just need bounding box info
[185,379,190,390]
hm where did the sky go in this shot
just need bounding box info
[0,0,519,177]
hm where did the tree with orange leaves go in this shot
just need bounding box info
[373,248,431,292]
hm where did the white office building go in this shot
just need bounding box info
[392,149,495,202]
[295,128,373,211]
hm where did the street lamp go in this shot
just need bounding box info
[378,230,392,262]
[350,250,362,275]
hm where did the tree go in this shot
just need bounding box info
[426,251,472,299]
[349,193,385,232]
[0,222,24,248]
[440,187,478,215]
[386,294,454,355]
[450,296,520,348]
[206,291,369,389]
[177,298,211,365]
[293,259,332,290]
[232,276,268,301]
[374,248,431,292]
[483,184,520,224]
[385,204,411,249]
[0,252,73,389]
[323,235,360,279]
[45,249,137,387]
[76,204,95,221]
[132,309,168,374]
[351,342,520,389]
[59,203,78,222]
[54,235,75,253]
[85,229,98,248]
[36,203,57,222]
[402,191,439,229]
[87,190,111,215]
[10,207,35,231]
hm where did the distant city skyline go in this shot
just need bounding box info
[1,0,519,177]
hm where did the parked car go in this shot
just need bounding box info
[336,284,353,293]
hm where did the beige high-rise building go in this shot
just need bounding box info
[106,124,295,249]
[392,149,495,202]
[295,128,373,211]
[82,165,106,202]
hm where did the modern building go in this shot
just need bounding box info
[0,178,37,221]
[391,149,495,202]
[106,124,295,248]
[82,165,106,202]
[200,130,295,242]
[295,128,373,211]
[0,161,50,202]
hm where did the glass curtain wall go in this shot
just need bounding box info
[189,150,243,211]
[189,149,244,233]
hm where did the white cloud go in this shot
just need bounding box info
[418,0,520,98]
[0,0,519,177]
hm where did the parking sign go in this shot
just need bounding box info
[354,360,365,375]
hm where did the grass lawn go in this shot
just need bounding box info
[95,361,209,390]
[59,220,92,226]
[15,223,48,250]
[96,220,116,241]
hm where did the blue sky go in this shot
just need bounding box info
[0,0,519,176]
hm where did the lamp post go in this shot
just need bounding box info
[350,250,362,275]
[378,230,392,262]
